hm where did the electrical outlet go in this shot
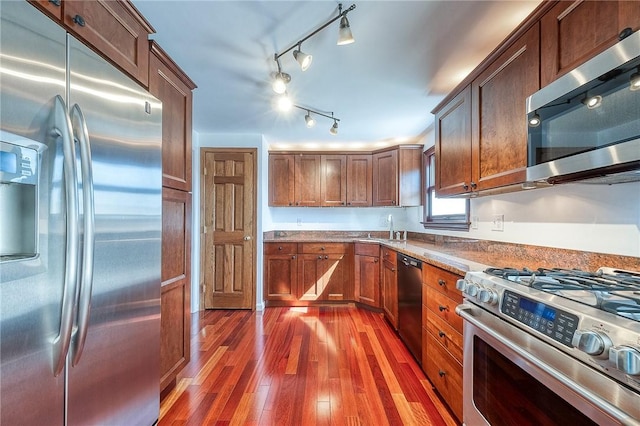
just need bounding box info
[491,214,504,231]
[471,216,479,230]
[296,217,302,226]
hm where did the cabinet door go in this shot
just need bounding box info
[541,1,640,87]
[435,86,472,196]
[381,260,398,329]
[63,0,152,86]
[295,154,322,206]
[31,0,63,20]
[264,254,297,301]
[160,188,192,393]
[346,154,372,206]
[472,24,539,191]
[354,254,380,307]
[297,254,323,300]
[149,42,196,192]
[372,150,398,206]
[268,154,295,206]
[321,154,347,207]
[323,254,349,300]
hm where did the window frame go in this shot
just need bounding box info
[421,147,470,231]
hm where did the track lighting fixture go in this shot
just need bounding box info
[292,44,312,71]
[272,55,291,94]
[630,67,640,91]
[528,113,541,127]
[330,120,339,135]
[277,93,293,112]
[582,94,602,109]
[304,111,316,128]
[293,105,341,135]
[273,3,356,72]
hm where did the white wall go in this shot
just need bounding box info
[192,131,640,313]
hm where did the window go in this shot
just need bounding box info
[422,147,469,230]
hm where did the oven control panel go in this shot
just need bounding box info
[501,290,579,347]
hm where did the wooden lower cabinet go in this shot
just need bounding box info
[354,243,380,308]
[381,247,398,329]
[422,263,464,422]
[160,188,192,394]
[264,242,352,305]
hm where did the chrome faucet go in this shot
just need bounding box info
[388,214,393,240]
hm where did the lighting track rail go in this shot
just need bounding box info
[293,105,340,135]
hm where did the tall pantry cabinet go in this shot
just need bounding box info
[148,41,197,396]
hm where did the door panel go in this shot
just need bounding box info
[202,150,256,309]
[0,3,67,424]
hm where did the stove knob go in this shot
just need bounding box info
[571,330,612,359]
[478,288,498,305]
[456,279,467,292]
[609,345,640,376]
[465,284,479,297]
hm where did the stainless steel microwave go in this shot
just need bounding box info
[525,30,640,185]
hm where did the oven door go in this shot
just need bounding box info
[456,303,640,426]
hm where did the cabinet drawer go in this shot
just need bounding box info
[425,309,463,363]
[425,332,463,421]
[264,243,298,255]
[299,242,349,254]
[423,264,463,304]
[380,246,397,265]
[425,287,463,333]
[355,242,380,256]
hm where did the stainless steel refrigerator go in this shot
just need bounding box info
[0,2,162,424]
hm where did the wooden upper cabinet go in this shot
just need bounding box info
[472,24,540,191]
[540,0,640,87]
[321,155,347,207]
[63,0,154,87]
[373,146,422,206]
[268,154,295,206]
[346,154,372,206]
[295,154,322,206]
[30,0,63,20]
[149,42,197,192]
[435,86,472,196]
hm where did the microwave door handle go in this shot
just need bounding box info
[456,305,640,426]
[69,104,95,367]
[51,95,80,377]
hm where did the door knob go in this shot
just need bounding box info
[243,235,252,241]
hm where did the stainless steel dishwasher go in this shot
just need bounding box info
[397,254,422,364]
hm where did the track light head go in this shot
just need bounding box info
[337,15,355,45]
[329,120,339,135]
[305,113,316,128]
[630,69,640,91]
[272,72,291,94]
[293,47,312,71]
[277,93,293,112]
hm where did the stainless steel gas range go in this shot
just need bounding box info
[455,267,640,426]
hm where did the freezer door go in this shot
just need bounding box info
[66,36,162,425]
[0,2,68,425]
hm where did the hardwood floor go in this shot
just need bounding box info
[160,305,459,425]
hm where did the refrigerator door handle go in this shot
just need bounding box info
[70,104,95,367]
[51,95,80,377]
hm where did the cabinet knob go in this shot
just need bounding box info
[392,201,396,205]
[463,183,469,191]
[288,202,292,206]
[318,255,323,259]
[292,255,296,259]
[49,0,61,6]
[374,259,378,263]
[391,268,395,272]
[278,246,283,251]
[320,246,325,251]
[438,279,446,287]
[347,202,351,205]
[324,255,328,259]
[471,182,477,189]
[438,331,446,338]
[438,305,448,312]
[438,370,446,377]
[619,27,633,40]
[73,14,86,27]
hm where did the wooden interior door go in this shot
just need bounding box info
[201,149,256,309]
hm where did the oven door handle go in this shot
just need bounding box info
[456,304,640,426]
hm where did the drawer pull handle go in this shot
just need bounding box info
[438,279,446,287]
[438,331,446,338]
[278,246,283,250]
[73,14,86,27]
[321,246,325,250]
[438,370,446,377]
[438,305,448,312]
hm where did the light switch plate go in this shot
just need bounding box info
[491,214,504,231]
[471,216,479,230]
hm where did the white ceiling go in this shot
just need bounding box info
[133,0,541,150]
